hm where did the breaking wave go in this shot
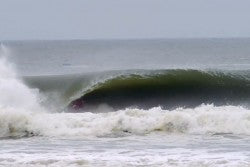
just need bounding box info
[69,70,250,110]
[1,45,250,138]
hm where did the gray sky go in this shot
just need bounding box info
[0,0,250,40]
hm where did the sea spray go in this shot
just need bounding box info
[0,45,45,137]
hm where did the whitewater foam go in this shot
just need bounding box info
[1,104,250,138]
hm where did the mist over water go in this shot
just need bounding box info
[1,39,250,166]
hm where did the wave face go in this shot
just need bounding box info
[69,70,250,110]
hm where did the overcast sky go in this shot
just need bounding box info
[0,0,250,40]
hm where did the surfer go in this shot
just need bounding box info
[69,98,85,110]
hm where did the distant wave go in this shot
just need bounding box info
[68,69,250,110]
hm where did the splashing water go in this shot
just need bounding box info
[0,45,45,137]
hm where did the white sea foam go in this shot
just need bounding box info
[1,104,250,138]
[0,130,249,167]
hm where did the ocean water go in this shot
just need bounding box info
[1,39,250,166]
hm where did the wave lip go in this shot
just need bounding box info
[69,69,250,110]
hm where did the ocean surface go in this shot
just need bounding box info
[1,39,250,166]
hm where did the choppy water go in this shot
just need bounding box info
[1,39,250,166]
[1,134,250,167]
